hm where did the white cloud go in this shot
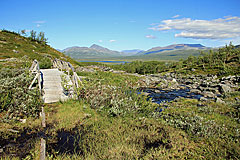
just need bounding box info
[172,15,180,18]
[109,40,116,43]
[98,40,103,43]
[36,24,41,27]
[145,35,157,39]
[149,16,240,39]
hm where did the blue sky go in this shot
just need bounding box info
[1,0,240,51]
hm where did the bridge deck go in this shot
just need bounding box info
[41,69,69,103]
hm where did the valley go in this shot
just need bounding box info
[0,30,240,159]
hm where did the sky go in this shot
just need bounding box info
[1,0,240,51]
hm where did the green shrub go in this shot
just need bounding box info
[39,57,52,69]
[0,68,43,121]
[75,71,156,117]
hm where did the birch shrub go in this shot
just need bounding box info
[0,68,43,121]
[75,74,156,117]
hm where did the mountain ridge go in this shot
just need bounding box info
[62,43,211,60]
[139,44,208,55]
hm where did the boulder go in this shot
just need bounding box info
[215,98,225,104]
[202,91,215,98]
[200,97,208,101]
[219,84,232,94]
[190,89,201,94]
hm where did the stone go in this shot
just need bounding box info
[200,97,208,101]
[20,119,26,123]
[84,113,92,118]
[215,98,225,104]
[235,98,240,102]
[190,89,201,94]
[142,92,150,96]
[219,84,232,94]
[12,49,19,53]
[202,91,215,98]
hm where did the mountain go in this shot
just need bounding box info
[63,44,122,59]
[89,44,117,54]
[122,44,211,61]
[139,44,207,55]
[62,43,211,61]
[121,49,144,56]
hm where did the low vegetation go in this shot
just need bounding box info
[0,29,77,66]
[0,68,43,122]
[111,61,170,74]
[0,30,239,159]
[111,43,240,76]
[174,43,240,75]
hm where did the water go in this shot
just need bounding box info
[141,88,203,104]
[79,60,129,64]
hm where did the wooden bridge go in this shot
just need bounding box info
[28,59,82,159]
[29,59,81,103]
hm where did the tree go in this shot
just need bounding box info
[21,29,26,36]
[30,30,37,40]
[37,31,48,44]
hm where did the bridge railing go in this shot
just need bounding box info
[52,58,81,88]
[28,59,42,94]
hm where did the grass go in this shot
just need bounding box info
[44,72,239,159]
[44,100,198,159]
[1,32,240,159]
[1,69,239,159]
[0,30,79,68]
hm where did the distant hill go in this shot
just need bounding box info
[0,30,77,67]
[62,43,212,61]
[138,44,208,55]
[63,44,124,59]
[121,49,144,56]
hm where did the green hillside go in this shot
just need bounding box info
[0,30,77,68]
[124,49,204,61]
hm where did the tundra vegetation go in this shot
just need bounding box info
[0,30,239,159]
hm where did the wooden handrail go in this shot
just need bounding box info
[29,60,42,94]
[52,58,81,88]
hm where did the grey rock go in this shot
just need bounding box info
[215,98,225,104]
[202,91,215,98]
[12,49,19,53]
[142,92,151,96]
[219,84,232,94]
[200,97,208,101]
[190,89,201,94]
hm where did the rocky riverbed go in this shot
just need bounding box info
[76,65,240,104]
[139,73,240,104]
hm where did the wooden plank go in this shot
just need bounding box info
[38,72,42,94]
[41,107,46,128]
[40,107,46,160]
[40,138,46,160]
[28,73,39,89]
